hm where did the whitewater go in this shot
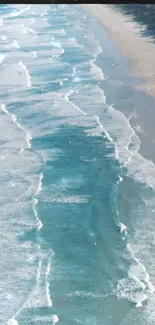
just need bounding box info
[0,4,155,325]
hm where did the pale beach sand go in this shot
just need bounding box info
[86,4,155,99]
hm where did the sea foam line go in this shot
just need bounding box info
[45,257,52,307]
[94,86,155,306]
[11,40,20,48]
[35,173,43,196]
[32,198,43,231]
[98,96,155,297]
[95,88,142,175]
[126,243,154,307]
[24,253,54,310]
[50,40,65,56]
[20,23,37,38]
[7,258,42,325]
[94,115,113,142]
[66,90,87,115]
[94,114,119,161]
[127,244,154,294]
[100,91,155,189]
[81,82,155,304]
[10,6,31,17]
[0,103,32,149]
[17,61,32,88]
[37,259,42,282]
[91,58,104,80]
[11,113,32,149]
[32,173,44,231]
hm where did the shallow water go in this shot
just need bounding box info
[1,4,155,325]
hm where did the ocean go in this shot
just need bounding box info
[1,4,155,325]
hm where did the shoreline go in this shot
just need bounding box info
[85,4,155,99]
[85,4,155,168]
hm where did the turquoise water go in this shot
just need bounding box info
[1,4,155,325]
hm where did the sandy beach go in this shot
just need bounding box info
[86,4,155,99]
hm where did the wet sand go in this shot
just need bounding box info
[86,4,155,99]
[84,4,155,164]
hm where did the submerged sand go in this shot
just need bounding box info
[86,4,155,99]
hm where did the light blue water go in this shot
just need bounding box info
[1,4,155,325]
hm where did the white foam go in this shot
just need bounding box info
[20,24,37,38]
[89,87,155,312]
[87,85,155,188]
[94,115,113,143]
[50,40,65,56]
[0,18,3,26]
[37,259,42,281]
[117,243,154,306]
[66,90,87,116]
[94,115,104,132]
[116,275,147,307]
[84,33,103,56]
[45,258,52,307]
[8,289,31,325]
[24,252,53,309]
[95,115,116,150]
[136,301,143,307]
[68,291,108,298]
[32,50,37,58]
[11,40,20,48]
[0,103,8,114]
[32,198,43,231]
[17,61,31,87]
[118,222,127,234]
[127,244,154,294]
[44,195,89,204]
[51,315,59,324]
[35,173,43,195]
[0,54,5,64]
[2,6,155,323]
[1,103,32,149]
[32,198,38,217]
[91,59,104,80]
[104,103,155,188]
[51,41,62,48]
[63,37,83,49]
[114,147,119,160]
[73,76,81,83]
[32,315,59,324]
[11,6,31,17]
[8,319,19,325]
[25,132,32,148]
[136,293,147,307]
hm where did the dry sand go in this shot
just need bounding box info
[86,4,155,99]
